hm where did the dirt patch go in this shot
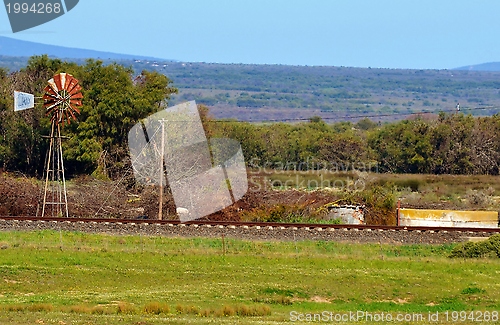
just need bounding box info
[309,296,331,303]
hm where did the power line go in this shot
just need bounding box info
[207,105,500,123]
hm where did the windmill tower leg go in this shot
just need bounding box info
[41,73,83,218]
[41,122,54,218]
[57,123,69,218]
[41,122,69,218]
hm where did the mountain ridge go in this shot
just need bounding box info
[453,62,500,71]
[0,36,174,62]
[2,36,500,71]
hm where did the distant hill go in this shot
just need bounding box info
[2,39,500,122]
[0,36,172,62]
[454,62,500,71]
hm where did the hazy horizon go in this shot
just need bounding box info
[1,0,500,70]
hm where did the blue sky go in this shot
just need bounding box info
[1,0,499,69]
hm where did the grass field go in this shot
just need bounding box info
[0,230,499,324]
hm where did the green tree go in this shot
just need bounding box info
[64,60,177,177]
[368,119,434,173]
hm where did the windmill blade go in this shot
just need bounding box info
[70,105,81,115]
[43,85,60,98]
[70,100,83,106]
[43,93,58,101]
[60,73,67,90]
[68,83,82,96]
[70,92,83,100]
[53,73,64,91]
[67,77,80,94]
[67,107,77,121]
[43,73,83,127]
[47,78,59,93]
[64,73,75,90]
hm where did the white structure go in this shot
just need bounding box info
[327,205,365,224]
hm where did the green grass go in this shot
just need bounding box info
[0,230,499,324]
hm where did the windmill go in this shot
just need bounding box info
[41,73,83,217]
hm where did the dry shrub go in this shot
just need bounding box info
[360,185,397,225]
[464,187,494,207]
[91,306,106,314]
[254,305,271,316]
[6,305,26,312]
[213,304,271,317]
[236,304,251,316]
[236,304,271,316]
[214,305,236,317]
[0,174,40,216]
[69,305,93,314]
[175,303,198,315]
[27,303,54,312]
[199,308,212,317]
[116,302,136,314]
[144,301,170,315]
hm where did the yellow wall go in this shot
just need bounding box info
[399,208,498,228]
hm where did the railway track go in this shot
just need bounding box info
[1,216,499,233]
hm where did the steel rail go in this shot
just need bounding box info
[0,216,499,233]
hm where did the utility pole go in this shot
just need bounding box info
[158,118,166,220]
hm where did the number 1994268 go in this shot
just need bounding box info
[5,2,61,14]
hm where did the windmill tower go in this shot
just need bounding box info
[41,73,83,217]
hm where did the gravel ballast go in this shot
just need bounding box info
[0,219,495,244]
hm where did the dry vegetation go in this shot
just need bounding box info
[1,170,499,225]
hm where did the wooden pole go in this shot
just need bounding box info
[397,199,401,226]
[158,119,165,220]
[41,122,55,218]
[57,123,69,218]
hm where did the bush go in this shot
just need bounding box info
[461,287,486,295]
[464,188,494,207]
[25,303,54,312]
[175,304,198,315]
[91,306,105,315]
[69,305,93,314]
[449,234,500,258]
[485,234,500,258]
[361,185,397,225]
[116,302,136,314]
[144,302,170,315]
[394,179,422,192]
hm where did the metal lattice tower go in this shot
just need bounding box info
[41,73,83,217]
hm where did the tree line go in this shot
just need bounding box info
[207,113,500,175]
[1,56,500,178]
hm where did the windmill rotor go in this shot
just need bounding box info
[43,73,83,126]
